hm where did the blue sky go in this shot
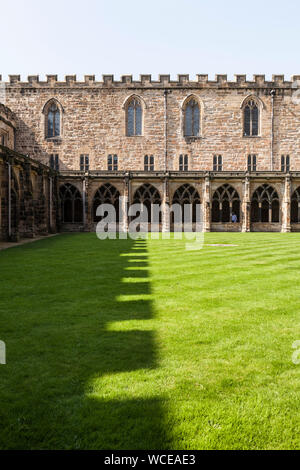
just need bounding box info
[1,0,299,81]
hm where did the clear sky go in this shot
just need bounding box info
[1,0,299,81]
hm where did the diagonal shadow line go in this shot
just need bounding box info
[0,234,169,450]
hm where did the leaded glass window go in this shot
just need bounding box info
[127,98,142,136]
[108,154,118,171]
[281,155,290,172]
[179,154,188,171]
[243,99,259,136]
[213,155,222,171]
[47,103,60,138]
[184,98,200,137]
[80,154,89,171]
[248,154,257,171]
[144,155,154,171]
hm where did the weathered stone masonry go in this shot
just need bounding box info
[1,73,300,236]
[0,104,58,240]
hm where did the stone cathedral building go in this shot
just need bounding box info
[1,73,300,240]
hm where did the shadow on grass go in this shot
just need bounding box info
[0,234,168,449]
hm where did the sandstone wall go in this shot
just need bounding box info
[2,74,300,173]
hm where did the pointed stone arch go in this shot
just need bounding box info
[241,95,264,137]
[251,184,279,223]
[212,184,241,223]
[92,183,121,223]
[133,183,162,223]
[291,186,300,223]
[59,183,83,223]
[42,98,64,138]
[171,183,201,223]
[123,94,146,136]
[181,95,202,137]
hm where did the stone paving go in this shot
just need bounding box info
[0,234,58,251]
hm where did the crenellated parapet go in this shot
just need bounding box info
[1,74,300,89]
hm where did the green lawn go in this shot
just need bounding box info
[0,232,299,450]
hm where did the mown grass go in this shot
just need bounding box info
[0,232,299,449]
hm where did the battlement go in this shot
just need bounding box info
[1,74,300,88]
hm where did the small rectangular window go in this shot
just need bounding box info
[149,155,154,171]
[218,155,222,171]
[213,155,217,171]
[144,155,148,171]
[80,155,84,171]
[213,155,222,171]
[248,154,256,171]
[108,154,112,171]
[108,154,118,171]
[281,155,290,172]
[50,154,59,171]
[179,154,183,170]
[247,154,251,172]
[1,133,7,146]
[144,155,154,171]
[179,154,188,171]
[113,155,118,171]
[184,155,188,171]
[80,154,89,171]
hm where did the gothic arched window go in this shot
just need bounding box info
[243,97,259,137]
[212,184,241,223]
[59,183,83,223]
[126,97,142,136]
[172,184,201,223]
[43,99,62,139]
[184,97,200,137]
[251,184,279,223]
[47,103,60,138]
[133,184,162,223]
[291,187,300,223]
[93,183,120,223]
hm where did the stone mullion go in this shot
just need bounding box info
[203,175,211,232]
[49,175,53,231]
[83,174,91,230]
[25,162,35,238]
[259,203,262,223]
[82,177,86,228]
[242,176,251,232]
[122,175,130,232]
[229,201,233,222]
[282,176,291,232]
[162,176,170,232]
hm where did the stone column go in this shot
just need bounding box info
[122,174,130,232]
[83,174,90,231]
[49,175,53,231]
[25,162,34,238]
[242,175,251,232]
[282,176,291,232]
[162,174,170,232]
[82,177,86,228]
[7,158,12,239]
[203,175,211,232]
